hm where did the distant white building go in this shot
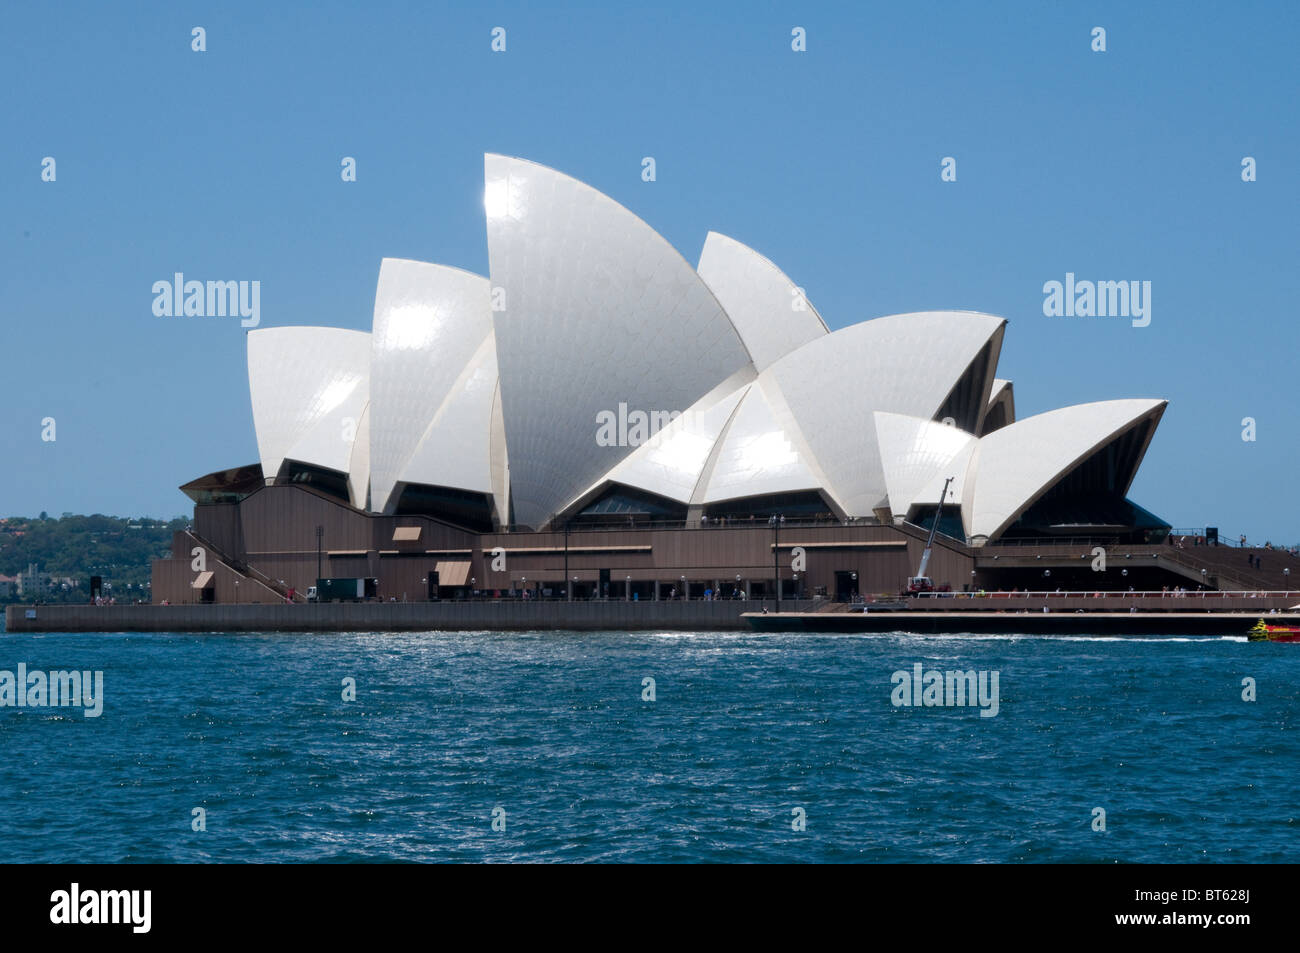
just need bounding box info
[15,563,48,598]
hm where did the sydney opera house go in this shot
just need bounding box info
[152,155,1175,605]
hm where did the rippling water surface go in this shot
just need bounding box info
[0,629,1295,862]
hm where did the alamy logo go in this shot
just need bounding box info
[50,883,150,933]
[0,664,103,717]
[890,662,999,717]
[152,273,260,327]
[1042,272,1150,327]
[595,402,683,447]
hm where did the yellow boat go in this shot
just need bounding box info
[1248,619,1300,642]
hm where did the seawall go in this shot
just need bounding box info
[744,610,1295,636]
[7,598,1295,636]
[4,599,764,633]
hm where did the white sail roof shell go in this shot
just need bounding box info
[247,326,370,486]
[763,311,1005,517]
[696,231,828,372]
[367,258,494,513]
[962,399,1166,540]
[912,441,977,510]
[873,412,977,519]
[593,376,752,505]
[396,333,499,499]
[346,402,371,510]
[485,154,753,528]
[488,382,510,526]
[234,157,1170,542]
[701,380,825,503]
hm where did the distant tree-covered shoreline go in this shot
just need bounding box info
[0,513,189,603]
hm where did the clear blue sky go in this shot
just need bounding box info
[3,1,1297,541]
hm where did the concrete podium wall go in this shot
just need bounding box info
[3,599,811,633]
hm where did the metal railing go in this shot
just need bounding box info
[896,520,965,546]
[1167,529,1246,547]
[495,515,883,534]
[409,592,819,604]
[911,589,1300,599]
[986,535,1151,548]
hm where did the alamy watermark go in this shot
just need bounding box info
[152,273,260,327]
[1042,273,1150,327]
[0,663,103,717]
[595,402,684,447]
[50,883,150,933]
[890,662,999,717]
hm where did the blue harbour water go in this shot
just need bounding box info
[0,628,1296,863]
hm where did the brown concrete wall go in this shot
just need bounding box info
[159,486,981,603]
[194,504,244,559]
[474,521,963,598]
[185,486,483,599]
[151,487,1300,610]
[5,599,774,632]
[232,486,476,560]
[905,592,1300,612]
[238,485,374,556]
[377,555,441,602]
[150,554,193,606]
[152,545,285,605]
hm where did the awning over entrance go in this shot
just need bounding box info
[191,571,215,589]
[434,560,471,586]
